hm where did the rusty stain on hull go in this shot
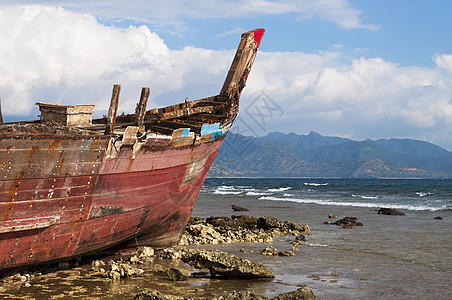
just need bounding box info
[0,29,265,271]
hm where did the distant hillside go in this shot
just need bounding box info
[209,131,452,179]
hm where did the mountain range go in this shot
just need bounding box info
[209,131,452,179]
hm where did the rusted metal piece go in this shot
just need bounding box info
[0,29,265,271]
[136,87,150,132]
[105,84,121,135]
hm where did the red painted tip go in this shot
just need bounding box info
[242,28,265,49]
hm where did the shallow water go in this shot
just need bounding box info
[192,178,452,299]
[1,178,450,299]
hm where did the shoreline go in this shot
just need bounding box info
[0,214,320,299]
[1,179,450,299]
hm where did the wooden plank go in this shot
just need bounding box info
[105,84,121,135]
[136,87,150,132]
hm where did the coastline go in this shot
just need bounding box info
[1,178,450,299]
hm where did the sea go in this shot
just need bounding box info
[191,178,452,299]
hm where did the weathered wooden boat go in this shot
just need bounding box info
[0,28,265,270]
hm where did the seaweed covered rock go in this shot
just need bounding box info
[271,286,320,300]
[134,289,183,300]
[135,289,267,300]
[180,249,275,278]
[257,216,280,230]
[232,205,250,211]
[180,216,309,245]
[260,246,278,256]
[324,216,363,228]
[378,208,405,216]
[165,268,191,281]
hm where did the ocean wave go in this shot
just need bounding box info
[268,187,292,192]
[304,183,329,186]
[246,191,272,196]
[213,185,243,195]
[416,192,433,197]
[258,196,448,212]
[352,194,379,200]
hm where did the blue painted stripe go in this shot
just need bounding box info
[201,123,220,136]
[181,128,190,137]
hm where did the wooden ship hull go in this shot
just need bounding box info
[0,28,265,270]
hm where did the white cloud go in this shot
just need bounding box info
[0,5,451,150]
[3,0,376,32]
[0,5,231,116]
[240,48,452,150]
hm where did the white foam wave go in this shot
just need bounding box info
[268,187,292,192]
[304,183,329,186]
[246,191,271,196]
[213,185,243,195]
[352,194,379,200]
[214,190,242,195]
[258,196,447,212]
[416,192,433,197]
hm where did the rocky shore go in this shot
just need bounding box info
[0,215,319,300]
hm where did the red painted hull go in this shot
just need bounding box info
[0,28,265,271]
[0,134,223,270]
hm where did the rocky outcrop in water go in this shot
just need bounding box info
[378,208,405,216]
[232,205,250,211]
[180,216,310,245]
[272,286,320,300]
[176,249,274,279]
[324,216,363,228]
[134,286,319,300]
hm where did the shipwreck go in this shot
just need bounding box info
[0,29,265,270]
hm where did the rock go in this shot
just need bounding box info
[295,233,306,241]
[433,216,443,220]
[156,248,183,260]
[135,289,267,300]
[378,208,405,216]
[282,220,303,232]
[278,251,295,257]
[181,215,311,246]
[302,225,311,235]
[214,290,268,300]
[326,216,363,228]
[271,286,320,300]
[260,246,278,256]
[103,259,145,279]
[231,215,258,228]
[232,205,250,211]
[240,248,246,253]
[137,246,154,258]
[134,289,183,300]
[207,216,233,228]
[181,249,275,278]
[165,268,191,281]
[257,216,280,230]
[328,214,337,218]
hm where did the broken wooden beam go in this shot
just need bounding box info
[105,84,121,135]
[136,87,150,132]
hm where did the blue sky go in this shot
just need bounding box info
[1,1,451,150]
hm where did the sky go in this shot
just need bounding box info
[0,1,451,150]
